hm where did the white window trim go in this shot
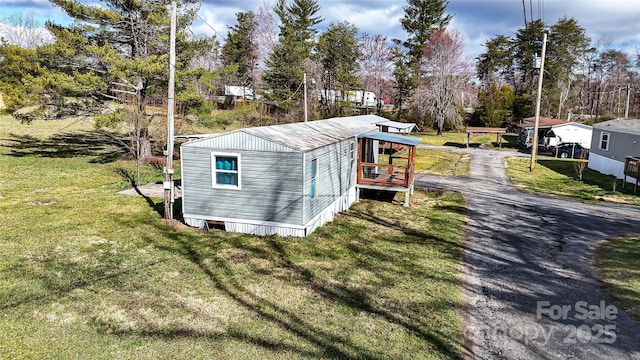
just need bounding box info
[211,152,242,190]
[599,132,610,151]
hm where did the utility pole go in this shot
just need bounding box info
[164,1,176,219]
[624,83,630,118]
[530,32,547,172]
[303,72,308,122]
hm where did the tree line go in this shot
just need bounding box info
[0,0,639,154]
[475,18,640,127]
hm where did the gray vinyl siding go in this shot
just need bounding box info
[303,138,356,223]
[182,147,304,224]
[590,128,640,161]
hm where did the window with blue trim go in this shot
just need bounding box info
[212,153,241,189]
[310,158,317,199]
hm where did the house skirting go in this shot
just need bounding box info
[588,152,636,182]
[183,187,357,237]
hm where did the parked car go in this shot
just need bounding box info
[549,143,588,158]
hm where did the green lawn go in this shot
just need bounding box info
[596,238,640,324]
[415,149,470,176]
[417,131,518,150]
[0,115,466,359]
[505,157,640,205]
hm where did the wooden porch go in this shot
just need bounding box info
[356,133,420,206]
[623,156,640,193]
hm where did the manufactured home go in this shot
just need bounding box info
[315,90,379,108]
[180,115,419,237]
[542,122,592,150]
[517,117,568,149]
[588,118,640,180]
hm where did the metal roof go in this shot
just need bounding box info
[339,114,388,124]
[379,120,417,131]
[335,114,417,132]
[593,118,640,135]
[358,131,421,146]
[466,127,506,133]
[519,118,572,128]
[547,122,592,130]
[183,116,378,152]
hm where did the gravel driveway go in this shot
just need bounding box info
[415,147,640,359]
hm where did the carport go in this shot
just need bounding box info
[465,127,507,148]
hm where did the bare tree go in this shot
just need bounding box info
[253,0,279,88]
[574,150,588,181]
[414,28,473,135]
[1,13,52,48]
[359,32,393,112]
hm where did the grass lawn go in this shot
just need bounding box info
[505,157,640,205]
[596,238,640,323]
[0,115,466,359]
[415,149,470,176]
[417,131,518,150]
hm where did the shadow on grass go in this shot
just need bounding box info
[443,134,519,150]
[443,141,470,148]
[494,134,519,149]
[101,192,466,359]
[596,238,640,323]
[4,130,128,163]
[538,159,639,197]
[113,166,184,221]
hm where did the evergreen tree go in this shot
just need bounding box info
[400,0,452,65]
[221,11,258,86]
[395,0,451,119]
[477,17,590,120]
[547,17,590,118]
[0,43,41,113]
[473,84,514,127]
[476,35,514,88]
[263,0,321,120]
[511,19,547,95]
[30,0,214,176]
[391,45,413,119]
[316,21,360,116]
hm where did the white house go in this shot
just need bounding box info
[542,122,593,149]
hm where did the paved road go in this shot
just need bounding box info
[415,147,640,360]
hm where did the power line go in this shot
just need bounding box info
[195,13,222,39]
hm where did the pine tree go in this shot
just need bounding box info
[395,0,452,119]
[400,0,452,65]
[38,0,213,180]
[316,21,360,116]
[221,11,258,86]
[263,0,322,120]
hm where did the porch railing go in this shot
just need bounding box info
[623,156,640,193]
[357,161,414,188]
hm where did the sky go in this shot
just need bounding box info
[1,0,639,61]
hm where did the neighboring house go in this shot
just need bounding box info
[180,115,419,237]
[356,115,417,134]
[315,90,379,108]
[517,117,568,148]
[588,118,640,180]
[542,122,593,149]
[224,85,255,100]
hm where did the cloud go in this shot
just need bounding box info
[1,0,638,59]
[319,2,405,38]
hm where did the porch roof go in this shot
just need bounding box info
[357,132,421,146]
